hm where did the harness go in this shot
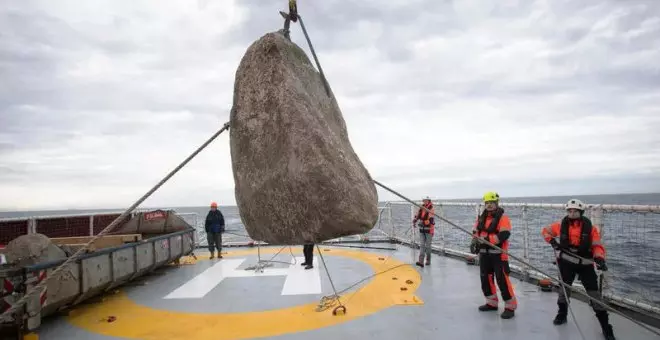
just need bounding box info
[417,204,434,233]
[558,216,593,264]
[476,208,504,234]
[475,208,504,254]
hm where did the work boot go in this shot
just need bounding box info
[596,311,616,340]
[210,252,214,259]
[478,304,498,312]
[305,264,313,270]
[553,303,568,325]
[415,261,424,268]
[500,309,515,319]
[301,262,309,266]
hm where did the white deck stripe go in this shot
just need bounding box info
[281,257,321,295]
[164,258,247,299]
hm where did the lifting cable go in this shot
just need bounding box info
[373,179,660,338]
[0,122,231,322]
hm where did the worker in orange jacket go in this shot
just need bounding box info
[413,196,435,267]
[471,191,516,319]
[541,199,615,340]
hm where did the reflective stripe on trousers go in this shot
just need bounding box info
[479,253,517,310]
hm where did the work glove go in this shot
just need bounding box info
[594,258,608,271]
[469,237,479,254]
[549,238,560,250]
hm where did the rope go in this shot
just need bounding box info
[243,237,298,272]
[372,179,660,338]
[315,244,344,313]
[0,122,231,322]
[314,243,407,313]
[553,249,587,340]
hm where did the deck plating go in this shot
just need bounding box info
[56,247,422,339]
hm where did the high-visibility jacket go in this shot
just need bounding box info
[472,208,512,261]
[414,203,435,235]
[541,216,605,264]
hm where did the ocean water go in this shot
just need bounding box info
[2,193,659,307]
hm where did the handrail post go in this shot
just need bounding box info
[591,204,605,238]
[439,204,445,254]
[388,203,394,241]
[89,215,94,236]
[522,205,530,281]
[410,203,416,248]
[28,218,37,234]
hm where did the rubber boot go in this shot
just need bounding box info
[500,309,515,319]
[478,304,498,312]
[596,311,616,340]
[553,303,567,325]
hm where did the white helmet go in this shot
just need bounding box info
[565,198,586,211]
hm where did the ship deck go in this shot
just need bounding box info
[36,244,659,340]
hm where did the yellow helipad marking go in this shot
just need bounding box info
[66,247,422,340]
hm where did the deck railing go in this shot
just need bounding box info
[2,202,658,319]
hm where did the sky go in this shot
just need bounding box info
[1,0,660,211]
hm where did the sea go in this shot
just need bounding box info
[2,192,659,307]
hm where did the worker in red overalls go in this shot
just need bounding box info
[541,198,615,340]
[472,191,517,319]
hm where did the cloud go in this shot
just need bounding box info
[1,0,659,211]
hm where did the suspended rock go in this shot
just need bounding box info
[229,30,379,245]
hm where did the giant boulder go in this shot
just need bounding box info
[229,30,379,245]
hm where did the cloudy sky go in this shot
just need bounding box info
[1,0,659,211]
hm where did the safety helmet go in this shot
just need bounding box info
[482,191,499,202]
[423,196,431,201]
[210,202,218,208]
[565,199,585,211]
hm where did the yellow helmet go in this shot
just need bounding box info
[483,191,499,202]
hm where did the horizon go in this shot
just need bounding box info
[2,191,658,214]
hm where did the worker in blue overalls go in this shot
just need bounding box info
[205,201,225,259]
